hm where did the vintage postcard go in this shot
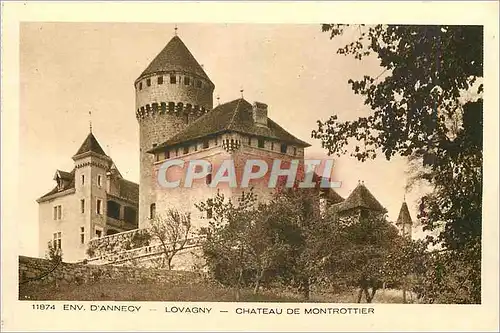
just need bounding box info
[1,1,499,332]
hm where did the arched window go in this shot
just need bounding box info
[150,203,156,219]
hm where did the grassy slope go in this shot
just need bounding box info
[20,280,413,303]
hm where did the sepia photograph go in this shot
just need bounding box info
[17,21,484,304]
[2,1,499,332]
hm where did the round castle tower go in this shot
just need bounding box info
[135,35,215,226]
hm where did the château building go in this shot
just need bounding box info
[37,32,412,264]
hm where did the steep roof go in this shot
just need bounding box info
[118,178,139,203]
[74,132,107,157]
[396,201,413,225]
[138,35,212,83]
[38,169,76,201]
[149,98,310,152]
[335,182,387,213]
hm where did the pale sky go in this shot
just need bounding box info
[19,23,427,256]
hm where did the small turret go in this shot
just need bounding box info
[396,201,413,239]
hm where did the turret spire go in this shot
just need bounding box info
[89,110,92,133]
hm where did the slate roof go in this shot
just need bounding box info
[396,201,413,225]
[74,132,107,157]
[54,170,73,181]
[138,35,212,83]
[334,182,387,213]
[38,169,76,201]
[149,98,311,153]
[38,133,138,203]
[118,178,139,203]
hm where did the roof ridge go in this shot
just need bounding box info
[227,98,242,130]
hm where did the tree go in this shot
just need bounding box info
[197,189,294,299]
[45,241,63,288]
[262,187,326,300]
[312,25,483,303]
[45,240,63,264]
[149,208,192,270]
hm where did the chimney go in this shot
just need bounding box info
[252,102,268,127]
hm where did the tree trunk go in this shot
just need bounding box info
[167,256,173,270]
[253,269,265,295]
[356,288,363,303]
[370,287,377,302]
[402,288,407,304]
[301,278,310,300]
[364,287,372,303]
[235,268,243,302]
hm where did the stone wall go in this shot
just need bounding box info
[19,256,206,288]
[86,228,151,260]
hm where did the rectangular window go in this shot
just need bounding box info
[53,232,62,249]
[271,142,274,151]
[280,143,288,154]
[165,150,170,159]
[97,175,102,187]
[203,140,209,149]
[80,227,85,244]
[81,175,85,185]
[96,199,102,215]
[248,137,252,146]
[139,82,142,90]
[183,146,189,154]
[80,199,85,214]
[258,139,265,148]
[155,154,160,162]
[184,76,190,85]
[293,147,297,156]
[95,229,102,238]
[196,80,202,88]
[53,205,62,220]
[170,75,176,84]
[158,76,163,84]
[146,78,151,87]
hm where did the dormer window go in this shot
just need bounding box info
[146,78,151,87]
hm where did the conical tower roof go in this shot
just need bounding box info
[73,132,107,157]
[138,35,212,83]
[396,201,413,225]
[335,182,387,213]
